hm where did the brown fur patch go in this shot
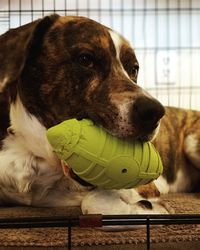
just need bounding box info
[136,182,160,199]
[152,107,200,190]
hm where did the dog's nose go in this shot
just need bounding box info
[133,96,165,125]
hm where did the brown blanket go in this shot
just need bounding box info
[0,193,200,248]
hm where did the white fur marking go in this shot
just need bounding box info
[184,134,200,168]
[109,30,130,79]
[109,30,122,59]
[117,101,133,131]
[10,96,59,167]
[154,176,169,194]
[0,95,88,206]
[0,76,9,92]
[169,169,191,193]
[155,169,191,194]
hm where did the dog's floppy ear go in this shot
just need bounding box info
[0,14,59,92]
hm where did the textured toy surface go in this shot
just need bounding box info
[47,119,163,189]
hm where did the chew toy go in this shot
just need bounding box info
[46,119,163,189]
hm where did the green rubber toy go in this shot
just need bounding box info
[46,119,163,189]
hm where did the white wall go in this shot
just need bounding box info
[0,0,199,109]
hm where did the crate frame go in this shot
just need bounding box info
[0,213,200,250]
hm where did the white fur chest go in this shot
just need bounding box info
[0,131,63,205]
[0,96,87,206]
[0,96,63,205]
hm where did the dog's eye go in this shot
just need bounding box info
[131,65,139,77]
[78,53,94,68]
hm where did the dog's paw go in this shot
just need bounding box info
[81,189,168,215]
[81,189,133,214]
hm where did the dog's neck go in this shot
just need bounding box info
[9,95,59,167]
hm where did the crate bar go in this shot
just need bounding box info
[146,218,150,250]
[102,214,200,226]
[0,214,199,250]
[0,8,200,13]
[68,222,72,250]
[0,214,200,229]
[0,216,79,229]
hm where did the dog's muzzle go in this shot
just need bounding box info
[132,96,165,137]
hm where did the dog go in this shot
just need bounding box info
[0,14,199,214]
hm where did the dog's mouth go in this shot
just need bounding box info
[135,121,161,142]
[107,125,159,142]
[76,96,164,143]
[76,109,160,143]
[90,114,160,143]
[62,161,94,187]
[69,168,94,187]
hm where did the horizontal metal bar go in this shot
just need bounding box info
[0,215,79,228]
[0,220,79,229]
[0,214,200,229]
[102,214,200,226]
[102,214,200,220]
[0,8,200,13]
[145,86,200,91]
[135,47,200,50]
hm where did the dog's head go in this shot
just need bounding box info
[0,14,164,142]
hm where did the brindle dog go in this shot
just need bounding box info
[0,15,199,214]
